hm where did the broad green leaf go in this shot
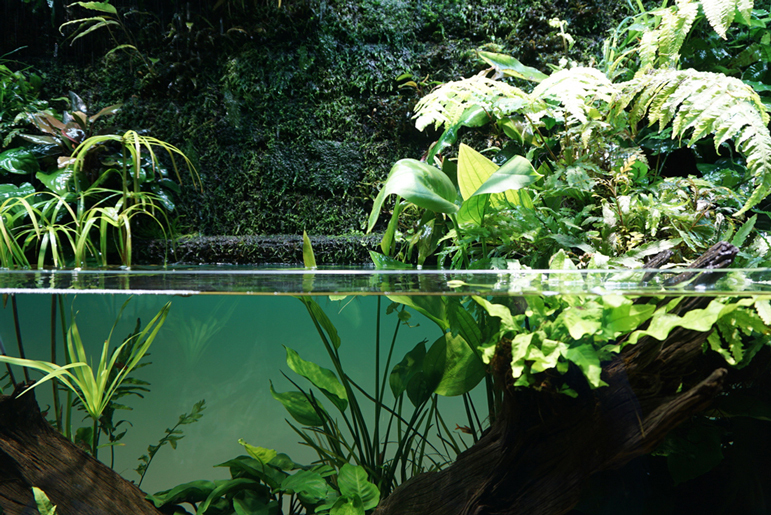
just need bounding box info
[269,382,325,427]
[302,230,317,268]
[389,340,426,399]
[330,495,365,515]
[233,491,271,515]
[387,295,448,331]
[147,480,216,508]
[664,422,724,485]
[37,168,73,195]
[368,159,458,232]
[448,300,482,349]
[526,338,566,373]
[280,470,331,504]
[456,194,489,226]
[457,143,497,200]
[478,50,549,82]
[563,344,606,388]
[470,156,540,196]
[284,346,348,412]
[0,148,39,174]
[426,333,486,397]
[338,464,380,510]
[472,296,516,331]
[237,439,276,465]
[0,183,35,202]
[559,303,603,340]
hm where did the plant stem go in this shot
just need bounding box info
[11,295,30,383]
[50,295,61,432]
[92,416,99,458]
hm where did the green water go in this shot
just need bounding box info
[0,293,476,494]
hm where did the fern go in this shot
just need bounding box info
[532,67,617,125]
[701,0,753,38]
[637,0,699,70]
[616,68,771,215]
[412,73,533,131]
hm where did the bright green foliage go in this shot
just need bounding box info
[32,487,57,515]
[616,68,771,215]
[148,440,377,515]
[0,298,170,457]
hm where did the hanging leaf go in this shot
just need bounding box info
[0,148,39,175]
[367,159,458,232]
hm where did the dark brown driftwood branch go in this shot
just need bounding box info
[375,242,738,515]
[0,385,164,515]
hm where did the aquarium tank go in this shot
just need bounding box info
[2,0,771,514]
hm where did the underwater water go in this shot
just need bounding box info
[1,266,771,513]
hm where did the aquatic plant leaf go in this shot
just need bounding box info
[216,456,286,490]
[426,333,486,397]
[562,344,606,388]
[280,470,331,504]
[269,381,325,427]
[330,495,365,515]
[663,421,724,485]
[197,478,260,515]
[386,295,448,331]
[147,480,216,508]
[390,340,426,399]
[233,491,271,515]
[284,346,348,412]
[472,296,516,331]
[32,487,56,515]
[367,159,458,233]
[238,439,277,465]
[0,148,39,174]
[299,297,342,349]
[337,464,380,510]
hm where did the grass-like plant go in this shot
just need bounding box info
[0,298,170,457]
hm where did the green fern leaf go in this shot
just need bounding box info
[616,69,771,216]
[700,0,753,39]
[413,73,531,131]
[532,67,616,125]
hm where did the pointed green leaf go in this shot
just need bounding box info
[427,333,486,397]
[67,1,117,14]
[330,495,365,515]
[563,344,606,388]
[237,439,277,465]
[390,340,427,399]
[269,382,325,427]
[284,346,348,412]
[280,470,331,504]
[457,143,497,200]
[302,231,317,268]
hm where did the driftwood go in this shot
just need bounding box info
[375,242,739,515]
[0,385,164,515]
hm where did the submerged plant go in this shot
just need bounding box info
[0,298,170,457]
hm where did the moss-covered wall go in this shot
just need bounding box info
[9,0,633,238]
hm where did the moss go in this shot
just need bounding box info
[15,0,637,244]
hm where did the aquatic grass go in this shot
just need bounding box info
[0,298,170,456]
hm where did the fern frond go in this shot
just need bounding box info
[532,67,617,125]
[616,69,771,216]
[701,0,754,39]
[412,73,531,131]
[637,0,699,71]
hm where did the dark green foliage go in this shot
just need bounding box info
[5,0,639,239]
